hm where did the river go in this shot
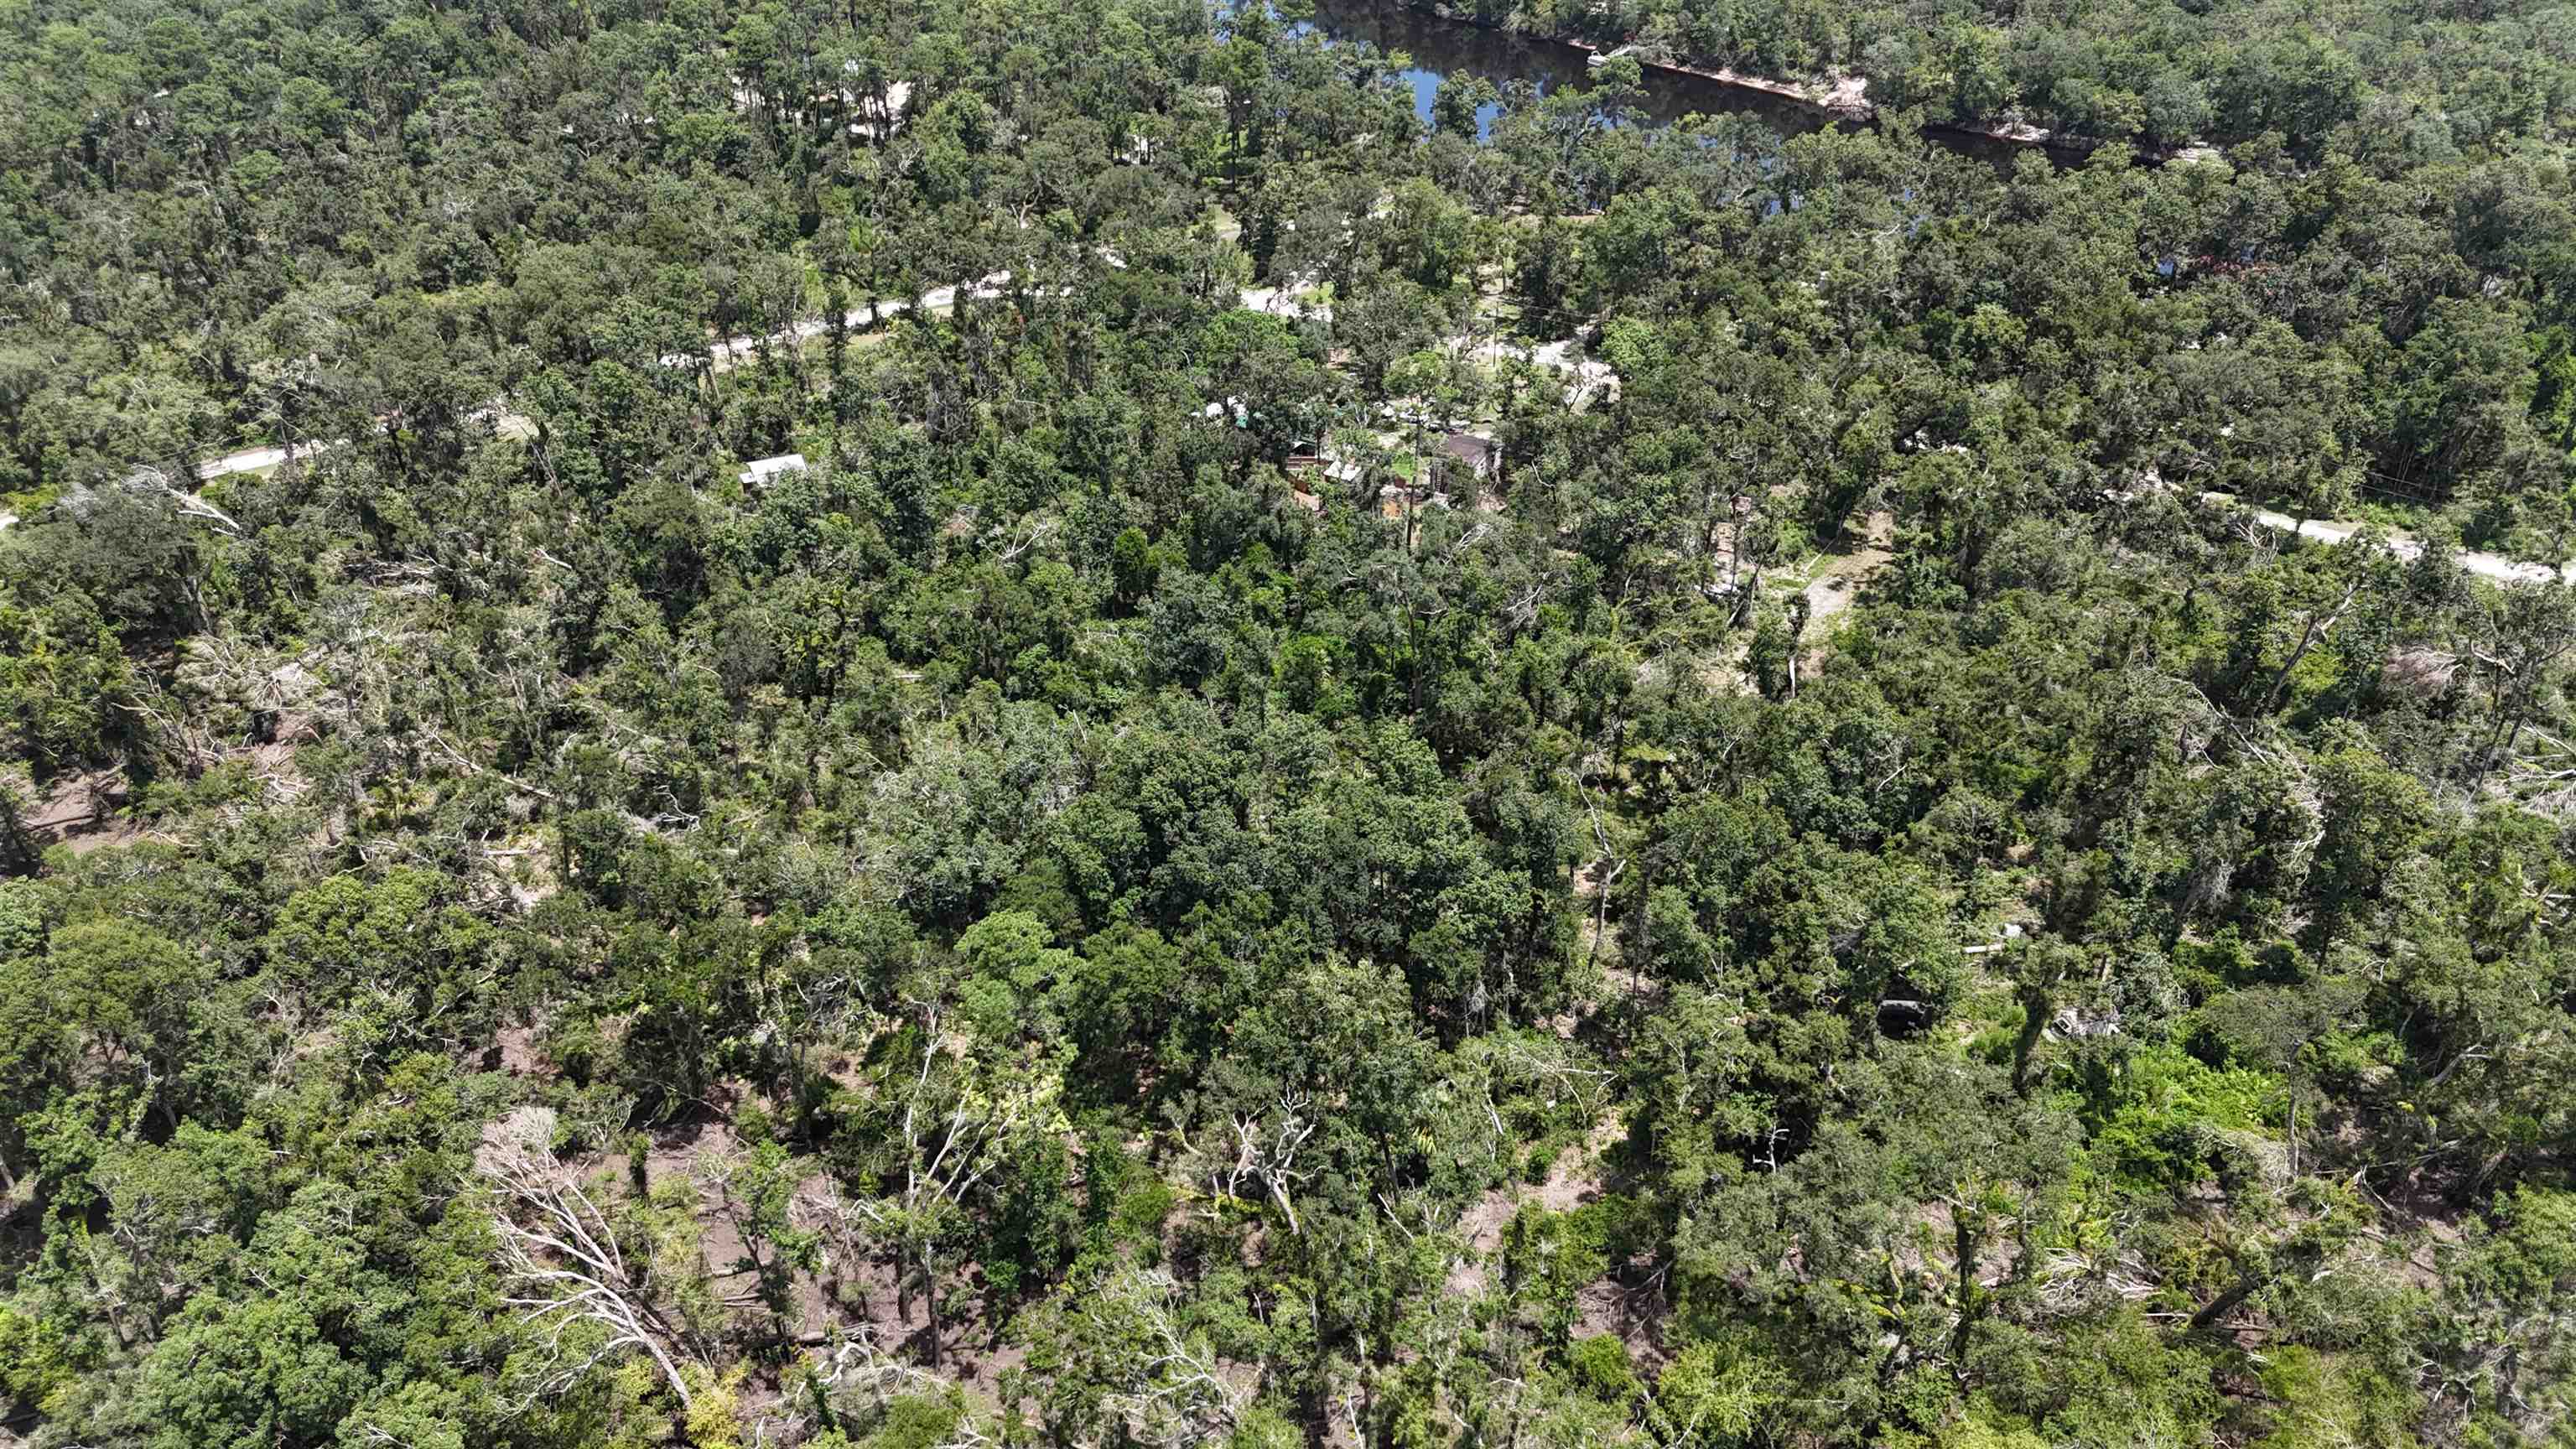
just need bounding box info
[1299,0,1830,138]
[1295,0,2055,165]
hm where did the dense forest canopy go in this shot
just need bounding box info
[1,0,2574,1446]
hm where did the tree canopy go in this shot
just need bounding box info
[3,0,2575,1446]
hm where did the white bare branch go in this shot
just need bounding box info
[480,1113,701,1410]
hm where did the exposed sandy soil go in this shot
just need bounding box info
[1800,509,1895,637]
[489,1023,548,1076]
[23,768,117,839]
[1445,1111,1628,1299]
[1572,1267,1670,1368]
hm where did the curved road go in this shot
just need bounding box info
[2202,491,2573,587]
[189,273,1340,483]
[151,429,2576,594]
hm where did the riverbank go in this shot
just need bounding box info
[1391,0,2207,163]
[1575,39,1871,119]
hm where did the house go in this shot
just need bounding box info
[740,453,808,486]
[1433,432,1498,491]
[1285,439,1367,487]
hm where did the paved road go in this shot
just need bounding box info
[186,278,1348,482]
[674,270,1034,372]
[174,279,1603,486]
[183,275,1042,481]
[200,444,293,477]
[2204,492,2572,586]
[141,443,2576,595]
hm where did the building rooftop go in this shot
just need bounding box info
[740,453,808,486]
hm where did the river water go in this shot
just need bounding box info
[1300,0,1833,139]
[1296,0,2040,164]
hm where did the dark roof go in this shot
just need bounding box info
[1439,432,1496,468]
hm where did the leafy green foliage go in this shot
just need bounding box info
[0,0,2571,1444]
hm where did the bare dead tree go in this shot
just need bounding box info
[1581,783,1627,980]
[804,1330,994,1446]
[480,1120,704,1410]
[1083,1267,1258,1446]
[2262,579,2360,714]
[1213,1093,1317,1236]
[797,1003,1058,1371]
[993,517,1062,564]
